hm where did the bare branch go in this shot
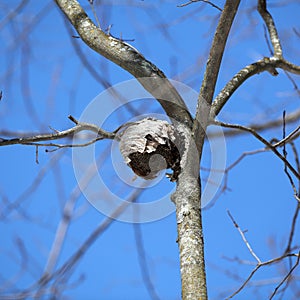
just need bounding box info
[227,252,300,299]
[285,202,300,254]
[0,151,65,220]
[0,0,30,30]
[281,112,299,201]
[210,109,300,139]
[42,137,104,151]
[64,20,112,89]
[269,251,300,299]
[273,125,300,148]
[37,186,147,289]
[283,71,300,97]
[177,0,222,11]
[54,0,193,128]
[133,224,161,300]
[0,116,116,147]
[226,265,261,299]
[38,148,109,293]
[257,0,282,57]
[210,0,300,118]
[213,61,300,118]
[227,210,261,264]
[288,142,300,202]
[201,147,267,209]
[194,0,241,142]
[210,58,279,118]
[210,58,300,118]
[277,59,300,74]
[214,120,300,180]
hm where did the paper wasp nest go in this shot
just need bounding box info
[118,118,181,181]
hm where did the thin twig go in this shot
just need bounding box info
[0,116,116,147]
[177,0,222,11]
[209,109,300,139]
[0,151,66,220]
[39,148,107,287]
[285,202,300,254]
[36,186,147,288]
[273,124,300,148]
[263,24,273,56]
[227,253,300,299]
[283,141,300,200]
[44,137,104,151]
[284,140,300,253]
[133,223,161,300]
[88,0,101,29]
[227,210,261,264]
[203,147,269,209]
[226,265,261,299]
[214,120,300,180]
[35,145,39,164]
[283,70,300,96]
[281,112,299,200]
[269,251,300,299]
[0,0,30,30]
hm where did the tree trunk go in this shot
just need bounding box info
[172,175,207,299]
[172,1,241,298]
[171,124,207,300]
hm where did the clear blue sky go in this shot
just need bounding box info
[0,1,300,299]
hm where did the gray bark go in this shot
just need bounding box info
[54,0,193,129]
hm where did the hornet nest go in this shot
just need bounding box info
[118,118,181,181]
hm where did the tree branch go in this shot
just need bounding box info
[257,0,282,57]
[210,0,300,118]
[210,58,300,119]
[54,0,193,128]
[210,109,300,139]
[269,251,300,299]
[227,210,261,264]
[227,252,300,299]
[0,116,116,147]
[177,0,222,11]
[194,0,241,140]
[37,187,145,290]
[227,205,300,299]
[214,120,300,180]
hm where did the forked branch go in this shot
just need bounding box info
[226,211,300,299]
[210,0,300,118]
[54,0,193,128]
[0,116,116,148]
[214,120,300,180]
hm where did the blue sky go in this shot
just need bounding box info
[0,0,300,299]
